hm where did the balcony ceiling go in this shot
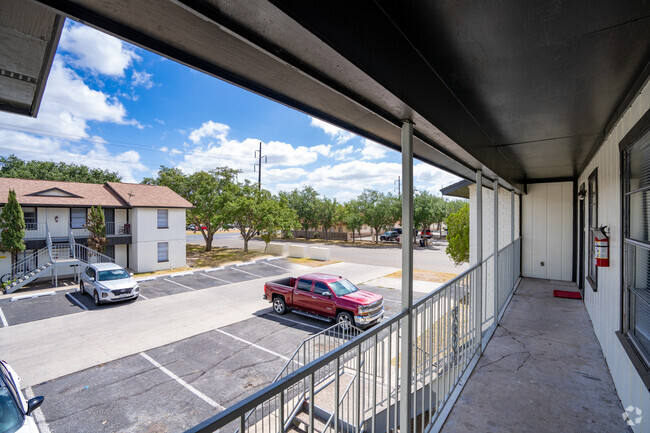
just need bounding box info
[18,1,650,190]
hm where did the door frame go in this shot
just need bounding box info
[578,183,586,294]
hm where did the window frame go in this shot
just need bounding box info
[70,208,87,229]
[587,168,598,291]
[157,242,169,263]
[157,209,169,229]
[314,281,331,296]
[296,279,313,292]
[23,207,37,230]
[619,110,650,388]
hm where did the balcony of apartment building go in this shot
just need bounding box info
[2,0,648,432]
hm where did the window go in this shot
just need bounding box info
[157,242,168,262]
[85,267,95,279]
[70,208,87,229]
[23,207,37,230]
[587,169,598,290]
[296,279,313,292]
[624,128,650,366]
[157,209,168,229]
[314,282,330,296]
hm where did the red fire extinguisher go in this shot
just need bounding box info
[594,227,609,267]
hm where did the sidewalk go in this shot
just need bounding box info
[0,261,398,388]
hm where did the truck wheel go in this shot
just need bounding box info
[273,297,287,315]
[336,312,355,330]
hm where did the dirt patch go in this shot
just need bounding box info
[286,257,340,267]
[185,244,267,268]
[385,269,457,283]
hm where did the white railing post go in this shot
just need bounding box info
[400,120,414,433]
[493,179,499,324]
[475,170,483,351]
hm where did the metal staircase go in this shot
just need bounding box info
[2,225,114,294]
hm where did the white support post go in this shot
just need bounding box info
[493,179,499,326]
[400,120,414,433]
[511,190,515,243]
[475,170,483,351]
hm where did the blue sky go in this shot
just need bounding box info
[0,20,459,202]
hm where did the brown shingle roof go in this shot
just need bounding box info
[106,182,192,208]
[0,178,192,208]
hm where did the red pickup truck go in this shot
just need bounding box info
[264,273,384,328]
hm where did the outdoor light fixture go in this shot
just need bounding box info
[578,188,586,200]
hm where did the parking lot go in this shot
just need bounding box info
[23,278,423,432]
[0,258,302,328]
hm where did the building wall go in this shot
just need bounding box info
[131,208,186,272]
[577,78,650,432]
[40,207,70,238]
[521,182,573,281]
[115,244,127,269]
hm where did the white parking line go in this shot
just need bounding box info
[382,299,402,304]
[235,261,256,267]
[0,307,8,327]
[267,314,327,332]
[135,276,156,282]
[266,257,283,261]
[10,291,56,302]
[164,278,196,291]
[261,261,291,271]
[231,267,263,278]
[200,273,232,284]
[138,294,149,300]
[215,329,291,361]
[140,352,225,410]
[65,293,89,311]
[25,387,51,433]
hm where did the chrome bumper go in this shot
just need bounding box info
[355,308,384,326]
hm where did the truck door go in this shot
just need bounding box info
[293,279,314,311]
[312,281,336,317]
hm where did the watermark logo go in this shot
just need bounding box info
[623,405,642,427]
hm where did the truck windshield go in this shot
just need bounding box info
[329,279,358,296]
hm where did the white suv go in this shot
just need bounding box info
[79,263,139,306]
[0,360,44,433]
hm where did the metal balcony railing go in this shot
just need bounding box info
[69,222,131,238]
[186,238,522,433]
[23,222,48,239]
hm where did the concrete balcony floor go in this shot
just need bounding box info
[442,278,628,433]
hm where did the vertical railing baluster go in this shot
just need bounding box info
[386,323,392,433]
[372,334,378,433]
[309,373,315,433]
[355,345,361,433]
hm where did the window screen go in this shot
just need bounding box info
[157,209,168,229]
[70,208,86,229]
[297,279,312,292]
[157,242,169,262]
[588,170,598,290]
[624,129,650,365]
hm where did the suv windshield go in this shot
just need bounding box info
[0,377,24,433]
[328,279,359,296]
[98,269,130,281]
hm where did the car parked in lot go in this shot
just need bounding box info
[264,273,384,328]
[379,230,399,241]
[79,263,139,306]
[0,360,44,433]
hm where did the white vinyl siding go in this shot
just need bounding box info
[157,242,168,262]
[70,208,86,229]
[157,209,168,229]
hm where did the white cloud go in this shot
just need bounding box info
[361,139,388,160]
[309,116,355,144]
[331,145,355,161]
[188,121,230,144]
[170,148,183,155]
[311,144,331,156]
[59,22,140,77]
[159,146,169,152]
[132,70,155,89]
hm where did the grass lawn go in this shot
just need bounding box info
[384,269,458,283]
[185,244,268,268]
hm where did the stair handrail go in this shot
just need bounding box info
[320,369,358,433]
[3,247,49,284]
[74,244,115,264]
[68,229,76,259]
[45,223,53,262]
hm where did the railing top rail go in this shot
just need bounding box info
[185,308,408,433]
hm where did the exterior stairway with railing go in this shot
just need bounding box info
[2,225,114,294]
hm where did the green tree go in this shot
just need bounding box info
[258,195,300,252]
[358,189,400,243]
[445,203,470,265]
[285,186,320,237]
[0,155,121,183]
[0,189,26,278]
[86,205,108,253]
[342,200,365,243]
[144,166,239,251]
[316,197,339,240]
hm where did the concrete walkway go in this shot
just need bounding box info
[0,261,398,388]
[442,278,628,433]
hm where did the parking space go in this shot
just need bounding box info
[30,311,324,433]
[0,291,84,326]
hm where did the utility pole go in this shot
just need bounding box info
[254,142,267,190]
[394,176,401,197]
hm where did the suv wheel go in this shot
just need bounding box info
[94,291,101,306]
[79,282,85,296]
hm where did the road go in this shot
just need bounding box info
[187,233,467,274]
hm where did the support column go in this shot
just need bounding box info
[511,190,515,243]
[475,170,483,351]
[399,120,414,433]
[493,179,499,324]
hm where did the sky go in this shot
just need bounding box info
[0,20,460,202]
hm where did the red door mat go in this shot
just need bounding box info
[553,290,582,299]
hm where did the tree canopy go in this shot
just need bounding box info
[86,205,108,254]
[0,155,121,183]
[284,187,320,236]
[0,189,26,278]
[358,189,400,243]
[445,203,470,265]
